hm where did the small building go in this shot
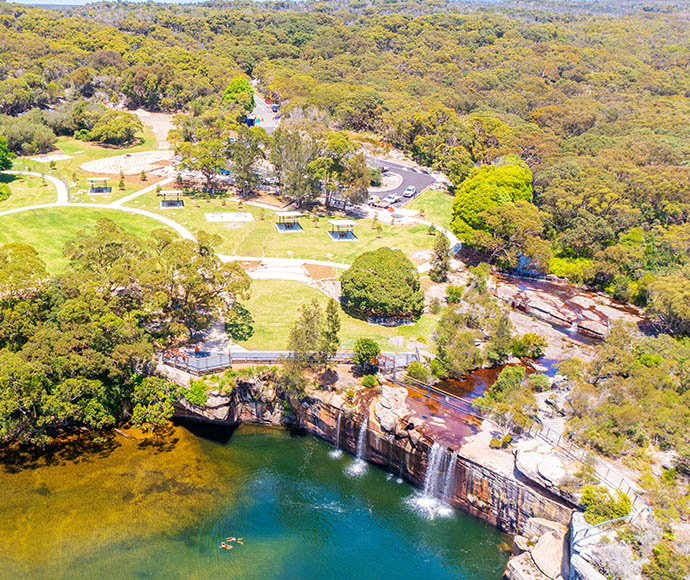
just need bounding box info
[86,177,111,194]
[275,211,303,232]
[328,219,357,241]
[160,189,184,209]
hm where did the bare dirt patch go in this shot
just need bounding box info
[81,150,174,175]
[135,110,175,149]
[304,264,335,281]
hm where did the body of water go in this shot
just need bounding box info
[0,423,509,579]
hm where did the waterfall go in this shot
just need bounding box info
[405,442,455,519]
[441,450,458,502]
[356,415,368,460]
[329,408,343,459]
[345,415,368,477]
[422,442,446,496]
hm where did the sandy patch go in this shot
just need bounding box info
[411,249,434,265]
[304,264,335,281]
[31,153,74,163]
[135,110,175,149]
[81,150,174,175]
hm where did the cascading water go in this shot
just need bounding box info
[405,442,455,519]
[345,415,368,477]
[329,408,343,459]
[441,450,458,503]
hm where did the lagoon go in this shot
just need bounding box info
[0,423,509,579]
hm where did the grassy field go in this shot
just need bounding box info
[11,128,165,205]
[0,207,174,271]
[0,173,57,210]
[406,189,454,229]
[237,279,437,350]
[124,192,436,263]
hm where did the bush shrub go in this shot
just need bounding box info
[185,379,209,406]
[0,183,10,202]
[512,333,548,359]
[446,284,464,303]
[526,373,551,391]
[548,256,593,284]
[580,485,632,525]
[352,338,380,370]
[407,361,431,383]
[642,541,690,580]
[501,434,512,447]
[361,374,378,388]
[489,437,501,449]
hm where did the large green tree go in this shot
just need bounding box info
[340,248,424,319]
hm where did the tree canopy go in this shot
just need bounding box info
[340,247,424,319]
[0,222,251,445]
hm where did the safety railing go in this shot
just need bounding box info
[161,350,419,376]
[391,372,645,510]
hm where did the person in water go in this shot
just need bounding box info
[220,542,233,550]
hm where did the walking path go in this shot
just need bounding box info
[112,176,175,206]
[0,171,351,280]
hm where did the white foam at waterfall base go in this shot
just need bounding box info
[329,448,343,459]
[345,416,368,478]
[405,442,456,520]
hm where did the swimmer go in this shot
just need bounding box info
[219,543,233,550]
[225,537,236,542]
[236,539,244,545]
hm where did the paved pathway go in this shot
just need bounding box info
[112,176,175,206]
[0,171,454,279]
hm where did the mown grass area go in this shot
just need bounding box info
[406,189,454,229]
[11,127,163,205]
[124,191,436,263]
[237,279,437,350]
[0,206,174,272]
[0,173,57,210]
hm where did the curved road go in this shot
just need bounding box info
[366,157,438,207]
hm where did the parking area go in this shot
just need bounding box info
[366,157,437,209]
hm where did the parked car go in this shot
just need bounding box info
[403,186,417,198]
[368,195,381,206]
[384,194,402,204]
[379,166,389,173]
[264,97,271,104]
[272,104,279,112]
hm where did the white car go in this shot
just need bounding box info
[403,186,417,197]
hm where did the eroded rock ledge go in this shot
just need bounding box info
[173,373,573,538]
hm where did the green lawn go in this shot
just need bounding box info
[237,279,437,350]
[406,189,454,229]
[124,192,436,263]
[0,174,57,210]
[11,129,162,205]
[0,207,175,272]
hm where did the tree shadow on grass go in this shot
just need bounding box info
[0,174,18,185]
[226,303,255,342]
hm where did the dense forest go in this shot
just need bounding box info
[1,0,688,325]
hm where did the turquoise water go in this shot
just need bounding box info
[0,424,509,579]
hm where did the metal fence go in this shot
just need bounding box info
[392,372,645,510]
[161,350,419,376]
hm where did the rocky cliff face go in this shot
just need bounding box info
[174,375,572,536]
